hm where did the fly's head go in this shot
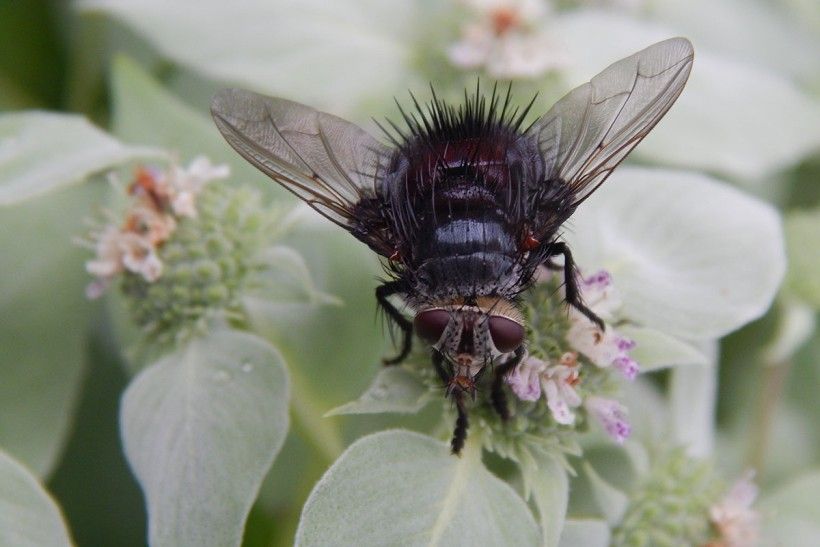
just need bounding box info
[414,297,525,396]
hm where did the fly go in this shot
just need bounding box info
[211,38,694,454]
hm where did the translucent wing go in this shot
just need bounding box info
[528,38,694,210]
[210,88,395,256]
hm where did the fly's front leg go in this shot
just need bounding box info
[376,280,413,365]
[491,346,526,421]
[548,241,605,331]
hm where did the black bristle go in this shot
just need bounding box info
[382,84,536,157]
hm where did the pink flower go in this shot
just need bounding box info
[710,470,760,547]
[506,355,582,425]
[566,320,639,380]
[585,396,631,443]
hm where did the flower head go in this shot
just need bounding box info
[448,0,568,78]
[81,156,228,298]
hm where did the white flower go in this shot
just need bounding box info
[709,470,760,547]
[119,232,164,282]
[448,0,569,78]
[506,353,544,401]
[585,395,631,443]
[167,155,230,218]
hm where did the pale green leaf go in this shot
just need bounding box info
[553,11,820,180]
[109,55,280,198]
[121,328,289,547]
[0,111,161,205]
[567,167,785,340]
[583,463,628,526]
[0,182,103,477]
[618,326,709,372]
[784,209,820,308]
[245,244,341,306]
[325,366,431,417]
[295,430,540,546]
[670,343,718,458]
[760,470,820,547]
[520,451,569,547]
[0,449,73,547]
[82,0,420,119]
[557,519,610,547]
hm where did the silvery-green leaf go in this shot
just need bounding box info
[583,463,628,526]
[520,451,569,547]
[109,55,279,197]
[784,209,820,308]
[649,0,820,87]
[295,430,540,546]
[567,167,785,341]
[0,449,72,547]
[553,11,820,180]
[760,470,820,547]
[82,0,419,118]
[670,341,718,458]
[0,182,103,477]
[621,379,669,441]
[0,111,161,205]
[558,519,610,547]
[762,299,816,365]
[121,328,289,547]
[325,366,431,417]
[618,326,709,372]
[245,245,341,306]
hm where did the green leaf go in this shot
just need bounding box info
[245,244,341,306]
[0,182,103,477]
[760,469,820,547]
[583,463,628,526]
[553,11,820,180]
[618,326,709,372]
[82,0,419,119]
[0,449,73,547]
[295,430,540,546]
[558,519,610,547]
[0,111,161,205]
[109,55,285,199]
[120,328,289,547]
[520,451,569,547]
[568,167,785,341]
[324,366,431,417]
[784,209,820,308]
[670,346,718,458]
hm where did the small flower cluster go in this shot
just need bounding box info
[506,269,637,444]
[447,0,568,78]
[709,470,760,547]
[81,156,229,298]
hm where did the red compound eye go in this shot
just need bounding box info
[414,309,450,344]
[489,316,524,353]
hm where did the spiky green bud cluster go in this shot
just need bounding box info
[613,448,724,547]
[120,184,276,346]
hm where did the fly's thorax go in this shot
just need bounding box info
[413,297,525,382]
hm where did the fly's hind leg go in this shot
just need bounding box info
[548,241,605,331]
[376,280,413,365]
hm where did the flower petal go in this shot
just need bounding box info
[566,167,785,340]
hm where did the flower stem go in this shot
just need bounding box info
[747,357,792,473]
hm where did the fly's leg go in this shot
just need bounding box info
[432,349,450,385]
[376,280,413,365]
[490,346,525,421]
[548,241,605,331]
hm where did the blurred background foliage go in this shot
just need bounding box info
[0,0,817,546]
